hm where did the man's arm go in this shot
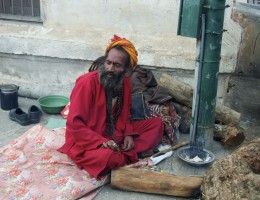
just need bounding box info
[66,74,108,150]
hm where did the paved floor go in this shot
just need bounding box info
[0,97,259,200]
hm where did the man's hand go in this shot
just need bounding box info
[121,136,134,151]
[101,140,120,152]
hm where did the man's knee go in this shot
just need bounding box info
[149,117,164,131]
[99,152,126,177]
[106,152,126,169]
[153,117,163,125]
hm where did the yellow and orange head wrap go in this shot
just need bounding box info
[106,34,138,68]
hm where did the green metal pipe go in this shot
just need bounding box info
[195,0,227,147]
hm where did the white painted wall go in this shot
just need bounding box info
[0,0,242,72]
[43,0,179,35]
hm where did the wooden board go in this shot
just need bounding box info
[111,167,203,198]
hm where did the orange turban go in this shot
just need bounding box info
[106,34,138,68]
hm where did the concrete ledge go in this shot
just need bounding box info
[0,20,236,72]
[0,53,87,98]
[0,52,230,103]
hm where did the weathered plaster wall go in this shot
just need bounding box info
[232,2,260,78]
[225,2,260,124]
[0,0,242,99]
[0,53,87,98]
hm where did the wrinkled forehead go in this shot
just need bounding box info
[106,48,128,67]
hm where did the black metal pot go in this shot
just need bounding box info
[0,84,19,110]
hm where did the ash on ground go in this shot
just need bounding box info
[184,153,212,163]
[184,141,212,162]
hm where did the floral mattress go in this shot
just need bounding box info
[0,125,108,200]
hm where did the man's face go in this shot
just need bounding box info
[99,48,127,90]
[104,48,127,75]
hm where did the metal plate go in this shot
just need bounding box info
[177,146,215,166]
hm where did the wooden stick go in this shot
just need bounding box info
[151,141,189,158]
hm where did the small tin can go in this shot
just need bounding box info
[0,84,19,110]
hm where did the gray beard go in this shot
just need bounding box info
[99,65,125,96]
[98,65,125,136]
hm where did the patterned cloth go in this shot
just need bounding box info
[0,125,108,200]
[106,34,138,68]
[148,101,181,145]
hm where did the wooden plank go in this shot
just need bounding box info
[111,167,203,198]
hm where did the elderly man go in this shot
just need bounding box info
[58,35,163,179]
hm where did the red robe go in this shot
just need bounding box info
[58,71,163,178]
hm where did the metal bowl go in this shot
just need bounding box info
[38,95,69,114]
[177,146,215,166]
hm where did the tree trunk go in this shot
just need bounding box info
[111,167,203,198]
[172,101,245,146]
[159,73,241,125]
[213,124,245,146]
[159,73,193,107]
[172,102,192,133]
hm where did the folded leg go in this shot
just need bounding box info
[132,117,164,153]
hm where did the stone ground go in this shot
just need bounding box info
[0,97,259,200]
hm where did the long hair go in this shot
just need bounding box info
[90,45,131,137]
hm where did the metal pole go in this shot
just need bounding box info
[190,14,206,147]
[11,0,14,14]
[195,0,228,148]
[31,0,34,17]
[21,0,23,16]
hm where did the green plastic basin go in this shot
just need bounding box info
[38,95,70,114]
